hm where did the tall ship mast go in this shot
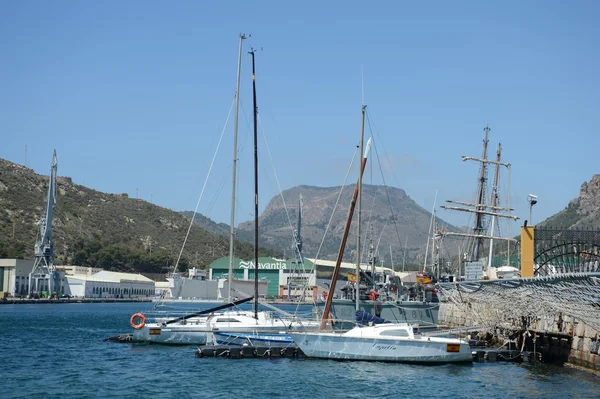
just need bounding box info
[28,150,59,298]
[440,127,518,278]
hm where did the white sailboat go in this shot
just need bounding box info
[291,105,472,363]
[290,323,472,363]
[128,36,320,345]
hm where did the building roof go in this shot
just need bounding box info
[66,270,154,284]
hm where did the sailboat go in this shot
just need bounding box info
[312,109,440,328]
[128,36,319,345]
[291,106,471,363]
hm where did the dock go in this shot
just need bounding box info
[1,298,152,305]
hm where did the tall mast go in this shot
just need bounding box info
[440,126,518,280]
[487,143,502,272]
[355,105,366,311]
[227,34,246,303]
[473,126,490,261]
[28,150,58,298]
[401,237,408,272]
[249,47,259,319]
[321,138,372,330]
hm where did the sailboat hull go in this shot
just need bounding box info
[131,311,321,345]
[291,325,472,363]
[132,322,211,345]
[212,331,296,347]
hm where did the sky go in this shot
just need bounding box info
[1,0,599,239]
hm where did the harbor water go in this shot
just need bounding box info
[1,302,599,398]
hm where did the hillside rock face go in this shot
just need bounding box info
[579,175,600,217]
[237,184,456,263]
[0,157,262,270]
[540,174,600,228]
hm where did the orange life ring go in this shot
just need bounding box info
[130,313,146,329]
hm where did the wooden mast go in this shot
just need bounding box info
[320,138,372,330]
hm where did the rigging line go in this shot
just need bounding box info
[256,112,310,316]
[367,119,404,253]
[256,113,302,261]
[313,145,360,263]
[172,98,236,276]
[360,163,379,265]
[364,109,406,205]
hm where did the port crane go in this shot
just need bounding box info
[28,150,60,298]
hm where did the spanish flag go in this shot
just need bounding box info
[348,272,357,283]
[416,272,432,285]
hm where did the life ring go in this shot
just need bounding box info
[130,313,146,329]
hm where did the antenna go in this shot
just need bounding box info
[361,64,365,106]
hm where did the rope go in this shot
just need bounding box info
[313,146,360,262]
[438,273,600,335]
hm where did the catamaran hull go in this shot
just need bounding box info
[290,333,472,363]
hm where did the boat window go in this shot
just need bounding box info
[379,329,410,337]
[215,318,241,323]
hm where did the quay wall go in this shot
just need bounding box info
[439,302,600,372]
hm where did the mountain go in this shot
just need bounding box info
[180,211,231,237]
[540,174,600,228]
[0,157,273,273]
[235,184,458,265]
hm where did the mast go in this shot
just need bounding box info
[473,126,490,261]
[439,126,519,280]
[423,190,438,273]
[292,195,304,300]
[321,138,372,330]
[249,47,259,320]
[402,237,408,272]
[355,105,366,311]
[227,34,246,303]
[28,150,58,298]
[487,143,502,272]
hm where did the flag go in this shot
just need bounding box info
[348,272,357,283]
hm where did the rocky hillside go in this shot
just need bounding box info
[0,158,272,273]
[235,184,458,264]
[540,174,600,228]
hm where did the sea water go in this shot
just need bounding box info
[1,302,599,399]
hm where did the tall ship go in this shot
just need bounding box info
[440,126,519,280]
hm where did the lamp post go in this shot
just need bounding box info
[528,194,538,225]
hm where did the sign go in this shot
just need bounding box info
[464,261,483,281]
[239,260,287,270]
[348,272,357,283]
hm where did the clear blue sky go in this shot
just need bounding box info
[1,1,598,237]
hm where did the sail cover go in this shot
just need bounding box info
[355,311,391,326]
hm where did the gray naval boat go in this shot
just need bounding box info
[313,281,440,329]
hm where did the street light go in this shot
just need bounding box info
[528,194,538,225]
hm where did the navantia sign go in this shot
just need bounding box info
[239,259,287,270]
